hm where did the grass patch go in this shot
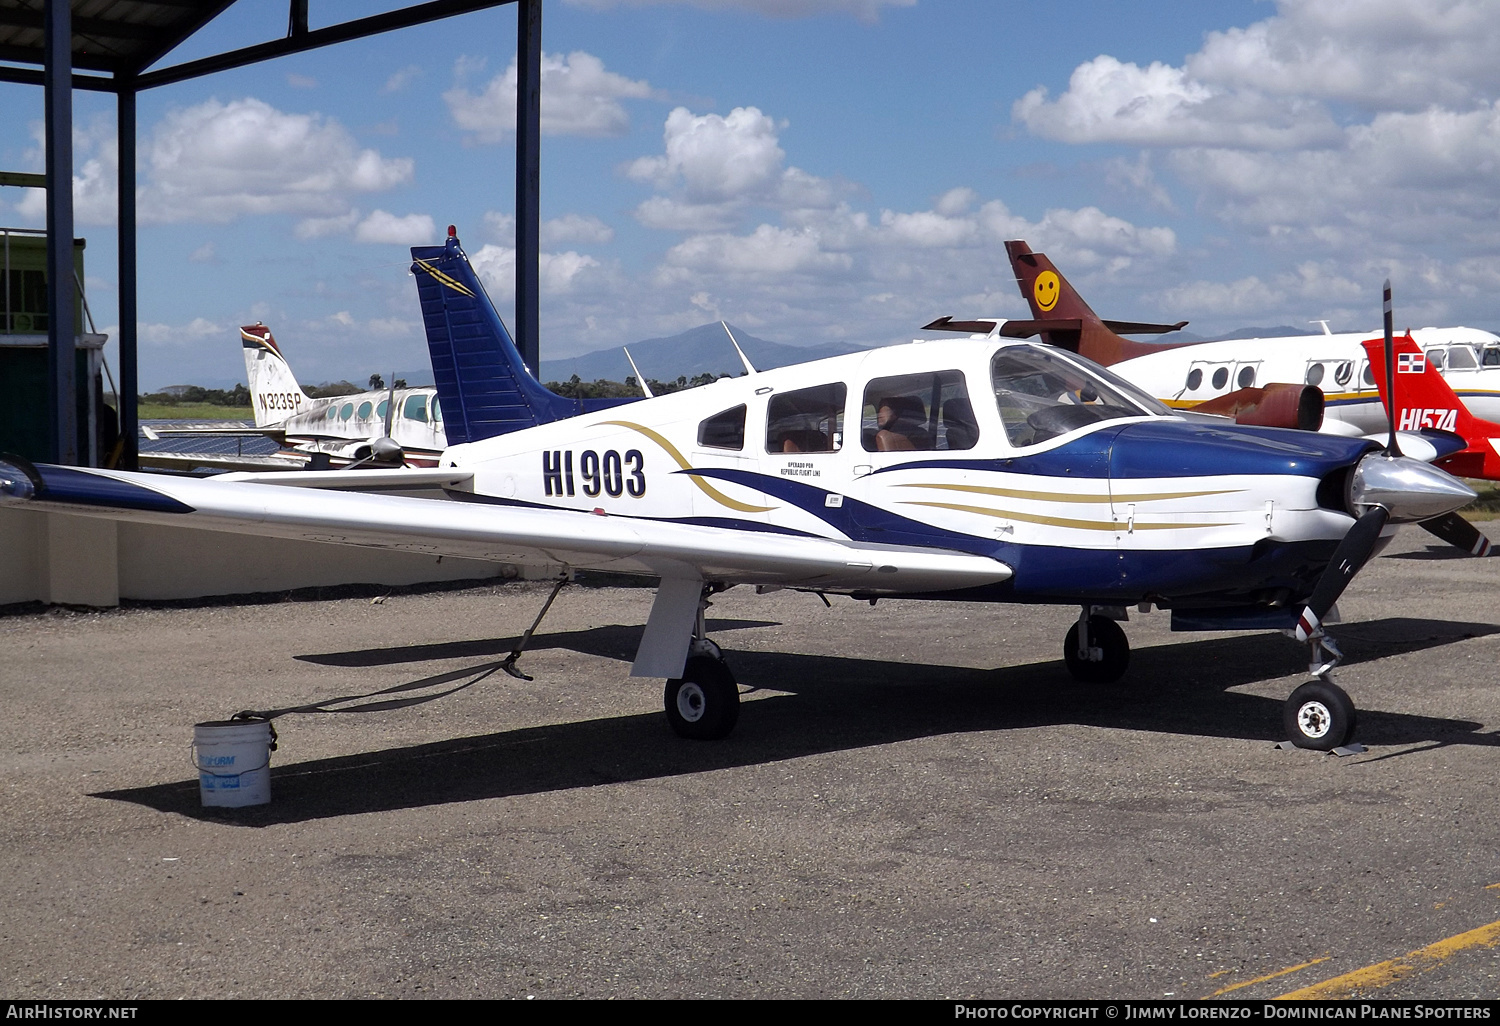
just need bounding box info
[136,402,253,420]
[1462,480,1500,520]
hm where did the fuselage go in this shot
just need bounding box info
[1115,326,1500,436]
[270,388,447,466]
[442,338,1371,609]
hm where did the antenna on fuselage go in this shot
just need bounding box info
[722,321,758,376]
[1310,319,1333,335]
[622,347,655,397]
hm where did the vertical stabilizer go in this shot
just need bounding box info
[241,324,311,428]
[1004,240,1188,366]
[411,229,620,444]
[1361,333,1500,478]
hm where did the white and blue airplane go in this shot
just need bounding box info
[0,232,1480,752]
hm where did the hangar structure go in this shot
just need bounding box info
[0,1,543,606]
[0,0,545,471]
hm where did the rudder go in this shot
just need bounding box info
[411,229,607,445]
[241,324,311,428]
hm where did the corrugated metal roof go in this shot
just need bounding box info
[0,0,235,77]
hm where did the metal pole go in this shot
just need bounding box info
[515,0,541,375]
[117,81,139,471]
[44,0,77,465]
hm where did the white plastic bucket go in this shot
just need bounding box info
[193,719,273,807]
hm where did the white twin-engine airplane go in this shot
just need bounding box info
[0,234,1480,753]
[240,324,448,468]
[143,325,447,471]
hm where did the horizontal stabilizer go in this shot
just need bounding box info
[1101,319,1190,335]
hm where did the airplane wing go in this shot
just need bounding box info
[138,451,310,474]
[1,462,1011,595]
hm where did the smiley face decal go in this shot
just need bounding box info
[1034,270,1060,312]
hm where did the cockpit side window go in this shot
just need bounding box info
[860,370,976,452]
[991,345,1158,447]
[403,394,429,423]
[699,405,746,450]
[766,383,846,453]
[1447,345,1478,370]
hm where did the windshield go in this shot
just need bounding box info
[991,344,1169,447]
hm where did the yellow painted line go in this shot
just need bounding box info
[413,259,476,297]
[900,499,1231,533]
[892,481,1239,504]
[599,420,775,513]
[1208,956,1329,997]
[1277,919,1500,999]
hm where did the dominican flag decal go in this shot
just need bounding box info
[1397,352,1426,374]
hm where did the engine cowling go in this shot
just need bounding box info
[1192,382,1324,431]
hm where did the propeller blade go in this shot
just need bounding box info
[384,374,396,438]
[1295,505,1390,642]
[1420,511,1493,556]
[1383,279,1400,457]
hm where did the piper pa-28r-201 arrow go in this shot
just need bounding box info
[0,235,1480,752]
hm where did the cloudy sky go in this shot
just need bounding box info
[3,0,1499,388]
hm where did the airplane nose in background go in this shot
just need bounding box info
[1350,453,1477,523]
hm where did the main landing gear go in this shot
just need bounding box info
[1064,607,1130,684]
[1283,630,1358,752]
[663,592,740,740]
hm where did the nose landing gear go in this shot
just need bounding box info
[1063,608,1130,684]
[1283,629,1359,752]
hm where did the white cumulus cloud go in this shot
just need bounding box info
[561,0,914,23]
[354,210,438,245]
[626,106,841,230]
[139,98,412,224]
[445,51,653,142]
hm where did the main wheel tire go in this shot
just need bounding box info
[1063,616,1130,684]
[1283,679,1356,751]
[664,655,740,740]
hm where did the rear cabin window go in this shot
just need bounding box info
[766,383,846,454]
[860,371,976,452]
[699,405,746,450]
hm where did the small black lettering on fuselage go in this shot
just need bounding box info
[257,392,302,412]
[544,449,645,498]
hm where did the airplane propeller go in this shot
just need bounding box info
[1294,281,1479,642]
[343,374,406,470]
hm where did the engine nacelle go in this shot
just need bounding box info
[1193,383,1324,431]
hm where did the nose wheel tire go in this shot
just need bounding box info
[1283,679,1357,751]
[664,655,740,740]
[1063,616,1130,684]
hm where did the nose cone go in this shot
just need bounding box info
[1350,454,1477,523]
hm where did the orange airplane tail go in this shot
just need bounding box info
[1002,240,1191,366]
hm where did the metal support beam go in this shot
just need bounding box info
[117,83,139,471]
[515,0,541,375]
[44,0,77,466]
[135,0,514,91]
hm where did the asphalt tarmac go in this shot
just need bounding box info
[2,524,1499,1000]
